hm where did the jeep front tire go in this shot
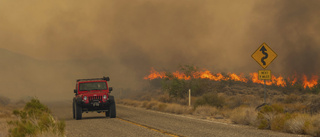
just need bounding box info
[106,96,116,118]
[75,101,82,120]
[72,101,75,119]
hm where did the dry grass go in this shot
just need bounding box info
[158,93,196,106]
[282,103,308,113]
[0,119,10,137]
[119,99,192,114]
[142,100,159,109]
[193,105,219,117]
[307,114,320,137]
[284,113,320,136]
[225,94,262,109]
[230,107,257,125]
[118,99,143,107]
[0,105,16,137]
[163,103,192,114]
[0,106,13,118]
[285,114,308,134]
[119,99,232,122]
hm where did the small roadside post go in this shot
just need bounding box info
[188,89,191,107]
[252,42,277,103]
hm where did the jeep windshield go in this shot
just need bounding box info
[79,82,107,91]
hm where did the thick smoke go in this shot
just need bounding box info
[0,0,319,101]
[248,0,320,76]
[277,1,320,76]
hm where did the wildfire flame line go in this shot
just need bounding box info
[144,67,319,89]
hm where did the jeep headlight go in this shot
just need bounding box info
[83,96,87,101]
[103,95,107,99]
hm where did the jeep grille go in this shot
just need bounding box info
[88,96,102,101]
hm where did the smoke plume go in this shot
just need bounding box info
[0,0,319,100]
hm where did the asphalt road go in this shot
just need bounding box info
[47,101,308,137]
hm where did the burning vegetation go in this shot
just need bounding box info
[144,67,319,90]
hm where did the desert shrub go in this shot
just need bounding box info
[211,81,228,93]
[283,113,320,136]
[178,65,197,77]
[193,105,219,117]
[158,103,167,111]
[162,78,211,99]
[161,65,219,98]
[230,107,257,125]
[226,97,242,109]
[194,92,225,108]
[256,104,284,129]
[0,95,10,106]
[23,98,50,116]
[139,94,152,101]
[306,114,320,137]
[283,103,307,113]
[271,104,285,113]
[7,98,65,137]
[162,78,188,98]
[143,100,158,110]
[158,93,172,103]
[310,83,320,94]
[284,114,310,134]
[284,94,301,104]
[311,87,320,94]
[163,103,191,114]
[270,113,292,131]
[255,103,320,136]
[308,96,320,114]
[141,101,149,108]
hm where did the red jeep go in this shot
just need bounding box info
[73,76,116,120]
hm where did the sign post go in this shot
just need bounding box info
[252,43,277,103]
[258,70,271,103]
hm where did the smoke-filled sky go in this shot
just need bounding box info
[0,0,319,100]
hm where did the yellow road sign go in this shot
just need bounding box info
[252,43,277,69]
[259,70,271,80]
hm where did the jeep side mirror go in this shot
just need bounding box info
[74,89,77,94]
[109,87,113,92]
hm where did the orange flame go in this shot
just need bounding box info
[229,73,248,82]
[287,76,298,85]
[303,75,318,89]
[193,70,227,81]
[143,67,166,80]
[144,68,319,89]
[272,75,286,87]
[173,71,191,80]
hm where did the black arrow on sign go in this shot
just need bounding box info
[260,46,268,65]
